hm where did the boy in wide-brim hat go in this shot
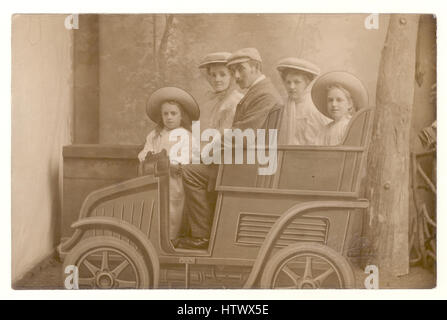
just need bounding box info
[276,57,331,145]
[311,71,369,145]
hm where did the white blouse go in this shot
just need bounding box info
[201,89,243,134]
[316,116,352,146]
[279,91,331,145]
[139,127,200,164]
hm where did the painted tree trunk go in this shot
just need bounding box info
[365,15,420,276]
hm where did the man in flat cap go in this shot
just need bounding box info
[178,48,283,250]
[276,57,331,145]
[227,48,283,130]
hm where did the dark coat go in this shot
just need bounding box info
[232,77,283,130]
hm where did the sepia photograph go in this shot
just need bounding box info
[10,12,437,291]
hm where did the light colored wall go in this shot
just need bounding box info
[11,15,73,282]
[97,14,390,144]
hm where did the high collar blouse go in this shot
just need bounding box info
[279,84,331,145]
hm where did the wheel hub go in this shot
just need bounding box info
[96,272,115,289]
[299,279,318,289]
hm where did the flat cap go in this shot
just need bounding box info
[226,48,262,67]
[311,71,369,118]
[276,57,321,77]
[146,87,200,124]
[198,52,232,68]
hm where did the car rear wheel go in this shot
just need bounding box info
[260,243,355,289]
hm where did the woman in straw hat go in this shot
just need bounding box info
[138,87,200,242]
[311,71,369,146]
[198,52,243,133]
[276,57,331,145]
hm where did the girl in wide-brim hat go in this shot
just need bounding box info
[145,86,200,130]
[139,86,200,241]
[311,71,369,145]
[198,52,243,134]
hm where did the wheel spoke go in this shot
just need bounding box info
[101,251,109,271]
[82,259,99,276]
[112,260,130,277]
[313,268,335,287]
[116,279,137,289]
[78,277,95,287]
[303,257,313,279]
[282,266,300,286]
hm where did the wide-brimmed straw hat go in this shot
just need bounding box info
[276,57,320,78]
[146,87,200,123]
[311,71,369,118]
[198,52,232,68]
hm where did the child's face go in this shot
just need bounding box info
[161,102,182,130]
[207,64,232,93]
[326,88,353,121]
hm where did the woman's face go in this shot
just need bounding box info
[326,87,353,121]
[207,64,232,92]
[283,72,309,101]
[161,102,182,130]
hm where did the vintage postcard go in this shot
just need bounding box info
[11,13,436,291]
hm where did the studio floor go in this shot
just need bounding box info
[13,257,436,290]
